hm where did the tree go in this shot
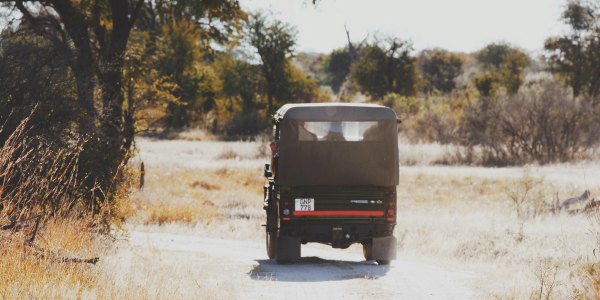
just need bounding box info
[246,12,296,114]
[321,28,368,99]
[212,52,266,136]
[350,39,418,99]
[0,0,243,197]
[215,53,264,112]
[285,63,329,103]
[418,48,465,94]
[322,47,351,94]
[475,43,530,94]
[545,0,600,100]
[0,29,77,145]
[157,20,222,128]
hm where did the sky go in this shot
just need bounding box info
[239,0,569,55]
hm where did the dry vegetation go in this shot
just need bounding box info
[0,218,109,298]
[121,139,600,299]
[396,172,599,298]
[128,165,264,240]
[4,135,600,299]
[0,116,129,298]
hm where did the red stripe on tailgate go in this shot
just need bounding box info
[292,210,384,217]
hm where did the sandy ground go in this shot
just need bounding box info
[120,138,480,299]
[108,230,476,300]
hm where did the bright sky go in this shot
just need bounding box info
[239,0,569,55]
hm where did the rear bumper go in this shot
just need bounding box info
[292,210,384,217]
[280,219,395,248]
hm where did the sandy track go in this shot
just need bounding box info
[125,230,476,300]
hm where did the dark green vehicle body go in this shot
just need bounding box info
[263,103,399,264]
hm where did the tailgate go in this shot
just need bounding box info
[287,186,394,219]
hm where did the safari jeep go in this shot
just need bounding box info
[263,103,399,265]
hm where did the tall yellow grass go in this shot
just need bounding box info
[0,219,102,298]
[129,167,263,227]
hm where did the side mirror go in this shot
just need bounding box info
[264,163,272,178]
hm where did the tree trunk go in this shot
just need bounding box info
[72,61,97,135]
[99,67,125,150]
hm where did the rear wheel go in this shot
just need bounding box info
[275,234,301,264]
[266,230,277,259]
[362,243,373,261]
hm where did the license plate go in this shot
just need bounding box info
[295,198,314,211]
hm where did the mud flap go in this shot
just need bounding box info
[276,235,301,262]
[372,236,397,261]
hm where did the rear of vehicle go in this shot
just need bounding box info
[264,104,399,264]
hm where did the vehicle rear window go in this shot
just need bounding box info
[298,121,383,141]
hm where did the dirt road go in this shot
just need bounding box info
[112,230,476,299]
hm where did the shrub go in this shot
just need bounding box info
[0,114,106,233]
[218,108,269,138]
[397,93,469,144]
[460,82,600,165]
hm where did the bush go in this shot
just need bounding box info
[213,97,269,138]
[395,93,468,144]
[381,93,421,120]
[460,82,600,165]
[0,114,101,232]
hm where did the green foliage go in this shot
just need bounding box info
[284,63,329,103]
[400,93,468,144]
[0,30,77,145]
[215,53,264,111]
[157,20,222,128]
[475,43,530,94]
[246,12,297,113]
[0,0,245,211]
[212,53,327,136]
[545,0,600,99]
[561,0,596,31]
[380,93,421,121]
[322,47,351,94]
[418,48,465,94]
[212,53,266,136]
[473,72,501,97]
[499,50,531,94]
[123,30,179,132]
[350,39,418,99]
[148,0,245,43]
[476,43,513,70]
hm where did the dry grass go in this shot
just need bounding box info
[396,171,600,299]
[0,114,136,299]
[127,138,600,299]
[129,167,264,232]
[0,218,106,298]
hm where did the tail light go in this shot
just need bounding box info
[281,200,291,221]
[386,191,396,222]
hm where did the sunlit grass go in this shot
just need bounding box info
[0,218,103,298]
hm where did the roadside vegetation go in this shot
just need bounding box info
[0,0,599,298]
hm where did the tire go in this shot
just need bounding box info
[376,260,390,265]
[275,234,301,263]
[266,230,277,259]
[362,243,373,261]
